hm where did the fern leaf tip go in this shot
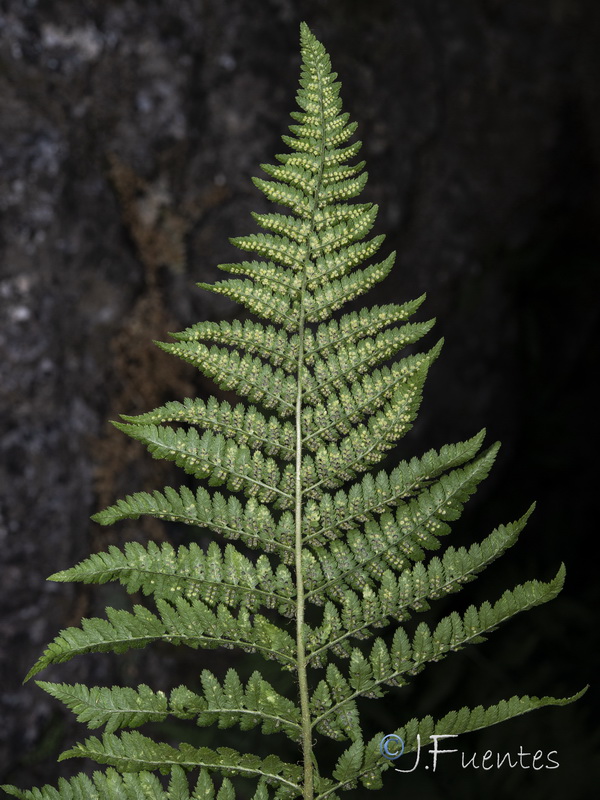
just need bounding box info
[553,562,567,590]
[524,500,537,517]
[541,685,589,708]
[46,570,66,582]
[575,685,590,701]
[23,665,39,684]
[300,21,315,42]
[487,440,502,458]
[109,419,129,433]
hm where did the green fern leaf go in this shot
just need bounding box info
[171,318,300,371]
[0,767,274,800]
[26,599,296,681]
[9,767,271,800]
[120,397,296,459]
[59,732,302,797]
[49,539,295,614]
[35,681,170,734]
[9,21,583,800]
[92,486,294,559]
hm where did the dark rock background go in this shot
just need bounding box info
[1,1,598,798]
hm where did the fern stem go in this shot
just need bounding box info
[294,224,318,800]
[294,34,333,800]
[294,289,314,799]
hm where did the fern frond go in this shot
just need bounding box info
[26,599,296,681]
[198,278,296,328]
[92,486,296,560]
[306,233,384,287]
[303,298,426,363]
[120,397,296,461]
[250,210,312,242]
[156,342,297,415]
[229,232,307,270]
[308,372,428,488]
[49,540,295,615]
[59,732,302,797]
[171,318,299,371]
[13,23,581,800]
[217,261,301,296]
[306,506,532,620]
[303,430,487,544]
[311,565,565,701]
[303,254,395,322]
[2,766,273,800]
[301,345,442,449]
[36,681,169,735]
[112,423,290,504]
[37,669,302,742]
[307,321,434,397]
[185,668,302,741]
[304,445,500,601]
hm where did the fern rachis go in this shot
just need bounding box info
[3,23,584,800]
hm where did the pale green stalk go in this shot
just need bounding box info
[294,50,327,800]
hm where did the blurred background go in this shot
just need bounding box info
[1,1,598,797]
